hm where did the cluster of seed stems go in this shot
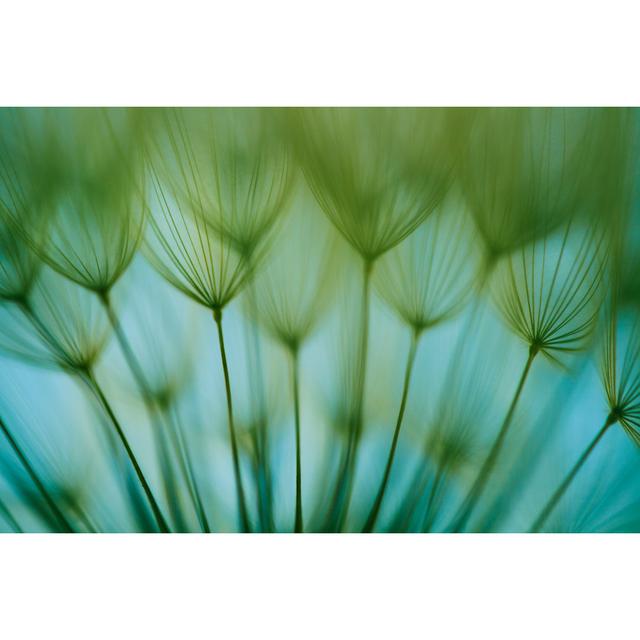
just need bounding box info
[0,108,638,534]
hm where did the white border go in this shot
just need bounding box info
[1,1,639,105]
[1,2,639,637]
[0,534,637,639]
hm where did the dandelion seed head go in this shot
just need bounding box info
[150,108,294,262]
[494,220,608,363]
[601,306,640,445]
[292,108,462,262]
[144,167,250,310]
[375,198,482,333]
[249,192,342,350]
[461,108,593,261]
[1,108,146,294]
[0,220,42,302]
[0,269,110,373]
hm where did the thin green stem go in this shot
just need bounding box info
[153,420,189,531]
[0,495,22,533]
[331,256,373,531]
[362,327,420,532]
[290,346,303,533]
[421,465,446,532]
[450,346,538,532]
[72,504,99,534]
[164,404,211,532]
[0,413,75,533]
[388,463,430,532]
[99,291,190,531]
[81,369,170,533]
[213,309,251,533]
[18,297,156,532]
[98,291,149,397]
[477,367,586,533]
[244,269,273,532]
[320,441,349,531]
[530,414,616,533]
[72,377,156,532]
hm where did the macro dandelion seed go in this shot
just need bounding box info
[450,219,608,531]
[530,302,640,532]
[460,107,593,265]
[147,110,294,524]
[389,312,504,533]
[250,196,341,531]
[362,202,481,532]
[0,106,638,534]
[291,108,463,528]
[144,114,282,532]
[0,268,170,532]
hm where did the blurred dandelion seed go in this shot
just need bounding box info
[531,302,640,532]
[362,203,481,532]
[0,107,638,534]
[451,220,608,531]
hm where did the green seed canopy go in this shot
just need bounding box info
[0,108,146,294]
[0,220,42,302]
[42,182,146,293]
[0,107,639,535]
[495,220,608,364]
[460,108,595,261]
[145,163,250,311]
[249,195,341,350]
[150,108,294,262]
[0,268,110,373]
[291,108,464,262]
[601,307,640,445]
[375,201,482,333]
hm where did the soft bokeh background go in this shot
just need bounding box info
[0,107,639,532]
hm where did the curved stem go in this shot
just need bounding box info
[71,376,156,532]
[73,504,99,534]
[331,256,373,531]
[213,309,251,533]
[0,413,75,532]
[98,292,150,396]
[0,495,22,533]
[290,346,303,532]
[320,442,349,531]
[530,415,615,533]
[81,369,170,533]
[244,269,273,532]
[478,366,587,533]
[362,328,420,532]
[164,404,211,532]
[17,299,157,532]
[450,346,538,532]
[153,420,189,531]
[421,465,446,532]
[99,291,190,531]
[388,463,430,532]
